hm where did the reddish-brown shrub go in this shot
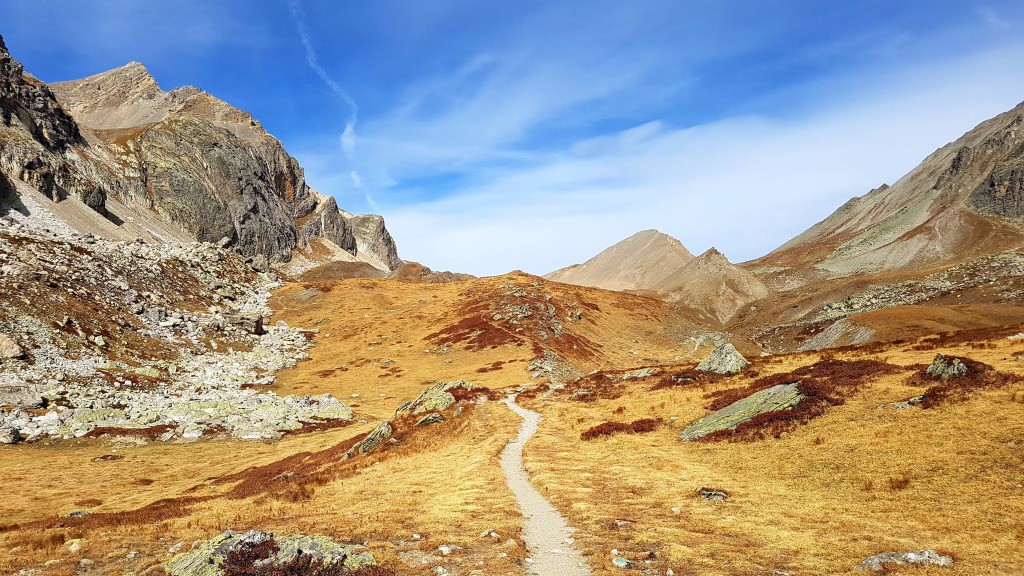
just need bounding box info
[698,358,903,442]
[904,355,1014,408]
[580,418,662,440]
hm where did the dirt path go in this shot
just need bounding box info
[501,395,593,576]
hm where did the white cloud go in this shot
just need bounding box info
[381,45,1024,276]
[288,0,359,158]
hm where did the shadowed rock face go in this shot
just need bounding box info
[678,382,803,441]
[0,35,106,213]
[0,34,400,268]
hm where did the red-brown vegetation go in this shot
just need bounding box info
[699,359,903,442]
[580,418,663,440]
[904,355,1014,407]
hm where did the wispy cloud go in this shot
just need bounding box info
[380,44,1024,276]
[287,0,359,159]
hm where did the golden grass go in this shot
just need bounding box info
[518,339,1024,575]
[3,273,1024,574]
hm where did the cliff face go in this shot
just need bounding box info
[0,36,400,269]
[0,35,106,212]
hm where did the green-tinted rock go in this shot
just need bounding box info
[678,382,803,441]
[695,343,750,374]
[398,380,477,416]
[359,420,393,454]
[163,530,376,576]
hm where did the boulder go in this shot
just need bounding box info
[926,354,968,379]
[0,386,44,409]
[679,383,803,441]
[695,343,749,374]
[163,530,376,576]
[859,550,953,571]
[223,310,265,335]
[0,333,24,360]
[0,426,19,444]
[697,487,729,501]
[396,380,477,416]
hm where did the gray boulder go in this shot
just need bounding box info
[163,530,376,575]
[859,550,953,571]
[357,420,393,455]
[223,310,265,335]
[679,383,803,441]
[925,354,968,379]
[0,385,44,408]
[695,343,749,374]
[0,426,19,444]
[0,333,23,360]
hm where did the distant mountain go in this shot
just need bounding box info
[756,100,1024,280]
[544,229,694,291]
[0,35,400,271]
[657,248,769,323]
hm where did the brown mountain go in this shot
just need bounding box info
[657,247,769,324]
[544,229,694,291]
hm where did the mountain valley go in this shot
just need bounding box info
[1,28,1024,576]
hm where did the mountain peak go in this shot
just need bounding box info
[544,229,694,291]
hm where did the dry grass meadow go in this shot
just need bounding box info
[2,273,1023,575]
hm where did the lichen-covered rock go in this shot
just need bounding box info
[358,420,393,454]
[162,530,376,576]
[678,383,803,441]
[396,380,478,416]
[416,412,445,426]
[695,343,749,374]
[859,549,953,571]
[926,354,968,379]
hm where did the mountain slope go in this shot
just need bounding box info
[757,100,1024,279]
[545,229,694,291]
[658,247,769,324]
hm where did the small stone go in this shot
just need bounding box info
[67,510,91,518]
[612,557,633,569]
[698,487,729,501]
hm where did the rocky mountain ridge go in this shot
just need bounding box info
[0,34,400,271]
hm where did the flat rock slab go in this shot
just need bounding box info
[679,382,803,441]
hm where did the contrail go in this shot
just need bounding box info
[287,0,359,160]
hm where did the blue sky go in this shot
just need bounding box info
[5,1,1024,275]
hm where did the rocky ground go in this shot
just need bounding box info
[0,217,355,444]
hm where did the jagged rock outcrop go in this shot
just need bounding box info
[349,213,402,270]
[695,342,750,374]
[0,34,399,269]
[0,35,106,212]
